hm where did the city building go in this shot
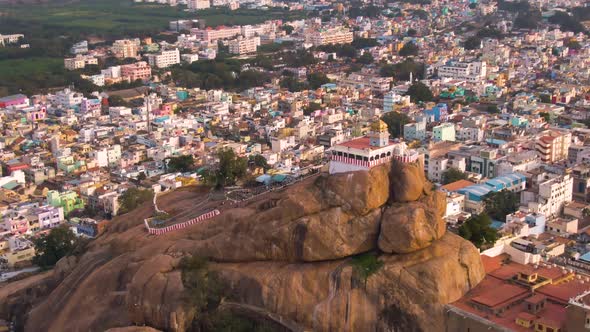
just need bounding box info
[147,49,180,68]
[432,123,456,142]
[112,39,140,59]
[192,26,242,42]
[64,55,98,70]
[328,120,419,174]
[535,130,572,163]
[120,62,152,81]
[228,36,260,55]
[307,27,353,46]
[438,60,487,83]
[46,190,85,216]
[187,0,210,10]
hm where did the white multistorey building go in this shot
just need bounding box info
[437,60,487,83]
[147,49,180,68]
[228,36,260,55]
[521,173,573,218]
[0,34,24,46]
[329,120,419,174]
[187,0,210,10]
[306,26,354,46]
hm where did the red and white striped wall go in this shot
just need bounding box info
[145,209,221,235]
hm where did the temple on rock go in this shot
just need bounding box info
[329,119,419,174]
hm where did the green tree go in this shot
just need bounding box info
[351,37,379,49]
[458,213,499,249]
[539,94,551,103]
[406,81,433,103]
[381,111,411,138]
[304,102,322,115]
[118,187,154,214]
[32,226,79,269]
[249,154,269,170]
[464,36,481,50]
[357,52,374,64]
[442,168,468,184]
[307,72,331,89]
[399,42,419,56]
[281,24,294,35]
[380,58,425,81]
[179,256,224,314]
[205,148,248,189]
[483,190,519,221]
[167,155,195,173]
[539,112,551,123]
[486,104,500,113]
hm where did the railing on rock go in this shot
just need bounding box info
[144,209,220,235]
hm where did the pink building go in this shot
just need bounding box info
[5,217,29,235]
[155,103,174,116]
[0,94,29,108]
[121,62,152,82]
[80,98,102,114]
[25,106,47,122]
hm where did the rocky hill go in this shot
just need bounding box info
[0,161,485,332]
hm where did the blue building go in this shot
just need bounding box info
[457,173,527,213]
[423,103,448,122]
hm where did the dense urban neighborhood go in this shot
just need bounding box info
[2,0,590,331]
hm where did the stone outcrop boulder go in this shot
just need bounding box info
[379,190,447,254]
[4,161,485,332]
[389,160,430,202]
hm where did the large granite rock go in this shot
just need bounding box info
[389,161,430,203]
[4,162,485,332]
[378,196,446,254]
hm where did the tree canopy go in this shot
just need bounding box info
[406,81,433,103]
[399,42,419,56]
[167,155,195,173]
[32,226,80,269]
[483,190,520,221]
[442,168,468,185]
[118,187,154,214]
[380,58,425,81]
[458,213,499,249]
[205,148,248,189]
[381,111,411,138]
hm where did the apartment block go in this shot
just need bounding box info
[228,36,260,55]
[147,49,180,68]
[438,60,487,83]
[535,130,571,163]
[64,55,98,70]
[187,0,210,10]
[307,27,353,46]
[112,39,140,59]
[192,26,242,42]
[121,62,152,81]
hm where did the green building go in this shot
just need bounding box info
[47,190,85,216]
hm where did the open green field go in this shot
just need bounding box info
[0,0,309,96]
[0,0,307,38]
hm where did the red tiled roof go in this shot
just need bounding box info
[471,283,528,308]
[337,137,394,150]
[441,179,475,192]
[481,254,505,274]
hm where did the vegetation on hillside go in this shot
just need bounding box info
[118,187,154,214]
[441,168,468,185]
[381,111,411,138]
[32,226,87,269]
[204,149,248,189]
[458,213,499,249]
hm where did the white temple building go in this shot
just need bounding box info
[328,119,419,174]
